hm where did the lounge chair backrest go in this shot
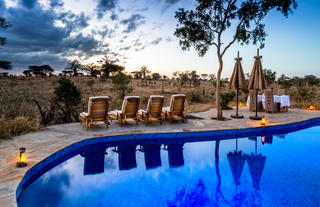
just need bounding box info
[249,90,257,112]
[122,96,140,118]
[264,89,274,113]
[147,95,164,118]
[277,89,286,96]
[169,94,185,116]
[88,96,109,119]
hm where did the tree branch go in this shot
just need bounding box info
[221,18,245,57]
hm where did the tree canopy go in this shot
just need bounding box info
[99,55,124,78]
[27,65,54,76]
[63,60,84,76]
[0,17,12,70]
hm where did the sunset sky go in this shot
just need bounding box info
[1,0,320,78]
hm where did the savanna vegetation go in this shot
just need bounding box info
[1,67,319,139]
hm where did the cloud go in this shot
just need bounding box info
[164,0,180,5]
[119,46,131,51]
[95,0,118,19]
[151,37,162,45]
[19,0,38,9]
[50,0,64,8]
[120,14,145,33]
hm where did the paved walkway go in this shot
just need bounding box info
[1,108,319,207]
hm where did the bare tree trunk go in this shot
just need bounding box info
[216,55,223,120]
[161,79,164,93]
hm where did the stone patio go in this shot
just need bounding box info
[1,107,319,207]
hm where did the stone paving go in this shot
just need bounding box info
[0,107,319,207]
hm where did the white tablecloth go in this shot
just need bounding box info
[247,95,290,108]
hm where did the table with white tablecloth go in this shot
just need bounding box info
[247,95,290,109]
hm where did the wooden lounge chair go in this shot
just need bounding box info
[138,95,165,125]
[79,96,110,130]
[264,89,279,113]
[109,96,140,127]
[162,94,186,123]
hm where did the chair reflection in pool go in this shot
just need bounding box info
[81,147,106,175]
[164,143,184,168]
[113,145,137,170]
[138,144,162,169]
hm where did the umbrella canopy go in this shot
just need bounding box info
[248,55,267,90]
[229,57,247,89]
[246,153,266,190]
[227,151,246,185]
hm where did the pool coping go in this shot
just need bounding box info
[16,117,320,201]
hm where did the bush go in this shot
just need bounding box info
[111,72,133,99]
[187,89,205,103]
[51,78,81,123]
[0,116,39,139]
[220,91,235,110]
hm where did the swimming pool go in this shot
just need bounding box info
[17,118,320,206]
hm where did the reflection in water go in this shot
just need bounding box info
[18,169,71,207]
[165,143,185,168]
[261,135,273,144]
[114,145,137,170]
[81,148,105,175]
[18,126,320,207]
[138,144,162,169]
[167,179,212,207]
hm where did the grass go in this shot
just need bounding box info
[0,76,319,139]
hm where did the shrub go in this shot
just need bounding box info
[111,72,133,99]
[0,116,39,139]
[220,91,235,110]
[187,89,204,103]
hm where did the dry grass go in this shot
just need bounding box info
[0,76,319,138]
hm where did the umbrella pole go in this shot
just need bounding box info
[255,89,258,117]
[231,88,244,119]
[250,89,262,120]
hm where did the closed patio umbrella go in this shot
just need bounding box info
[229,52,247,118]
[248,49,267,120]
[246,153,266,191]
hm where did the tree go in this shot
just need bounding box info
[0,61,12,70]
[99,55,124,78]
[151,72,161,81]
[111,72,133,99]
[263,68,277,86]
[63,60,84,76]
[23,70,32,77]
[140,66,151,85]
[201,74,208,81]
[131,71,142,79]
[0,17,12,70]
[28,65,54,77]
[189,70,200,87]
[174,0,297,119]
[84,63,101,77]
[51,78,81,123]
[304,75,319,87]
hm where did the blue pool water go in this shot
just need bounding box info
[17,125,320,206]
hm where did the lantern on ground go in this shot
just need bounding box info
[309,106,314,110]
[17,147,27,167]
[260,117,266,126]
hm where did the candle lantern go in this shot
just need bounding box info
[17,147,27,167]
[260,117,266,126]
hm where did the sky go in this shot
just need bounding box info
[0,0,320,78]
